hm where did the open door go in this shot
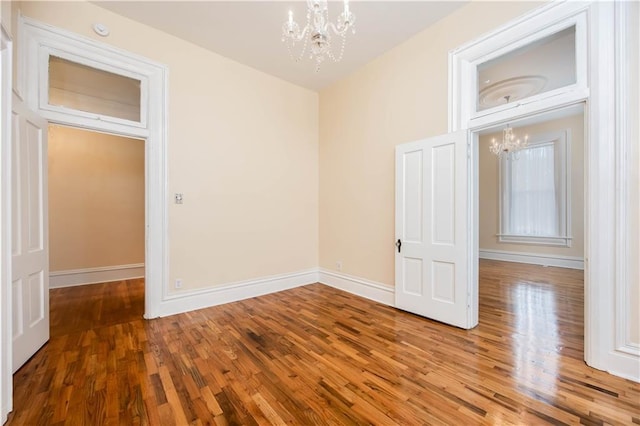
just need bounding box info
[395,130,476,329]
[11,96,49,371]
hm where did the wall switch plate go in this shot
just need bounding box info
[175,193,183,204]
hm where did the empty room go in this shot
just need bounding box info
[0,1,638,424]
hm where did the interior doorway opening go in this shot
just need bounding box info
[473,104,586,357]
[47,124,146,332]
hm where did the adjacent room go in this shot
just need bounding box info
[0,0,638,425]
[48,124,145,333]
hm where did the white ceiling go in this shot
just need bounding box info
[93,1,467,91]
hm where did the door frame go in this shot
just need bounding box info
[450,1,639,381]
[1,16,169,422]
[0,23,13,425]
[17,15,168,320]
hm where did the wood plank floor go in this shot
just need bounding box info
[7,260,640,425]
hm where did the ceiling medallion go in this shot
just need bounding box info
[479,76,547,109]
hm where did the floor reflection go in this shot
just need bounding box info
[512,280,559,393]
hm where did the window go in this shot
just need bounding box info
[449,4,589,132]
[48,55,142,123]
[477,26,577,112]
[499,130,570,246]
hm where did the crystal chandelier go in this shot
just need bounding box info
[282,0,356,71]
[489,96,529,159]
[490,124,529,159]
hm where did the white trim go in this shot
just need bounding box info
[319,269,394,307]
[496,235,573,246]
[49,264,145,288]
[19,15,153,134]
[479,249,584,270]
[18,16,168,320]
[40,46,148,129]
[0,23,12,426]
[498,130,572,247]
[613,0,640,365]
[451,1,640,381]
[583,0,640,382]
[449,1,590,132]
[156,268,396,320]
[156,269,319,318]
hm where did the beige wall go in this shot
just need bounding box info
[20,1,319,291]
[319,1,541,286]
[48,125,144,271]
[478,114,584,258]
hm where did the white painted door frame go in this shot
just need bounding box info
[449,1,639,381]
[1,15,169,422]
[0,23,13,426]
[17,16,168,320]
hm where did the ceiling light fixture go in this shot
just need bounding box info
[489,96,529,159]
[282,0,356,72]
[92,23,110,37]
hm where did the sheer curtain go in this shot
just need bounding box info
[507,143,559,236]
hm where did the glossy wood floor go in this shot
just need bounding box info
[7,261,640,425]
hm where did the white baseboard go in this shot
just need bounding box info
[479,249,584,270]
[604,351,640,383]
[156,269,319,318]
[1,404,8,426]
[49,263,145,288]
[318,269,394,306]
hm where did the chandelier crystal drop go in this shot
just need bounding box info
[282,0,356,72]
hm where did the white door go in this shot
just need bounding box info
[11,97,49,372]
[395,130,475,329]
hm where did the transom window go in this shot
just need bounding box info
[477,26,577,113]
[48,56,142,122]
[499,130,571,246]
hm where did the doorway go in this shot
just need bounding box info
[476,106,585,269]
[7,15,168,383]
[47,124,145,332]
[17,15,168,325]
[475,106,586,359]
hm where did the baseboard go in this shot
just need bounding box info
[1,407,7,426]
[156,269,319,318]
[49,263,145,288]
[605,351,640,383]
[479,249,584,270]
[318,269,394,306]
[1,402,8,426]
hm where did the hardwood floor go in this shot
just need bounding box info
[7,261,640,425]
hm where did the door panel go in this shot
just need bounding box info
[395,130,475,329]
[12,98,49,372]
[403,149,423,242]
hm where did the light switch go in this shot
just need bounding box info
[175,193,183,204]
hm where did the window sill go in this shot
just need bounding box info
[497,234,572,247]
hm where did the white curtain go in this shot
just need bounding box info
[507,143,559,236]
